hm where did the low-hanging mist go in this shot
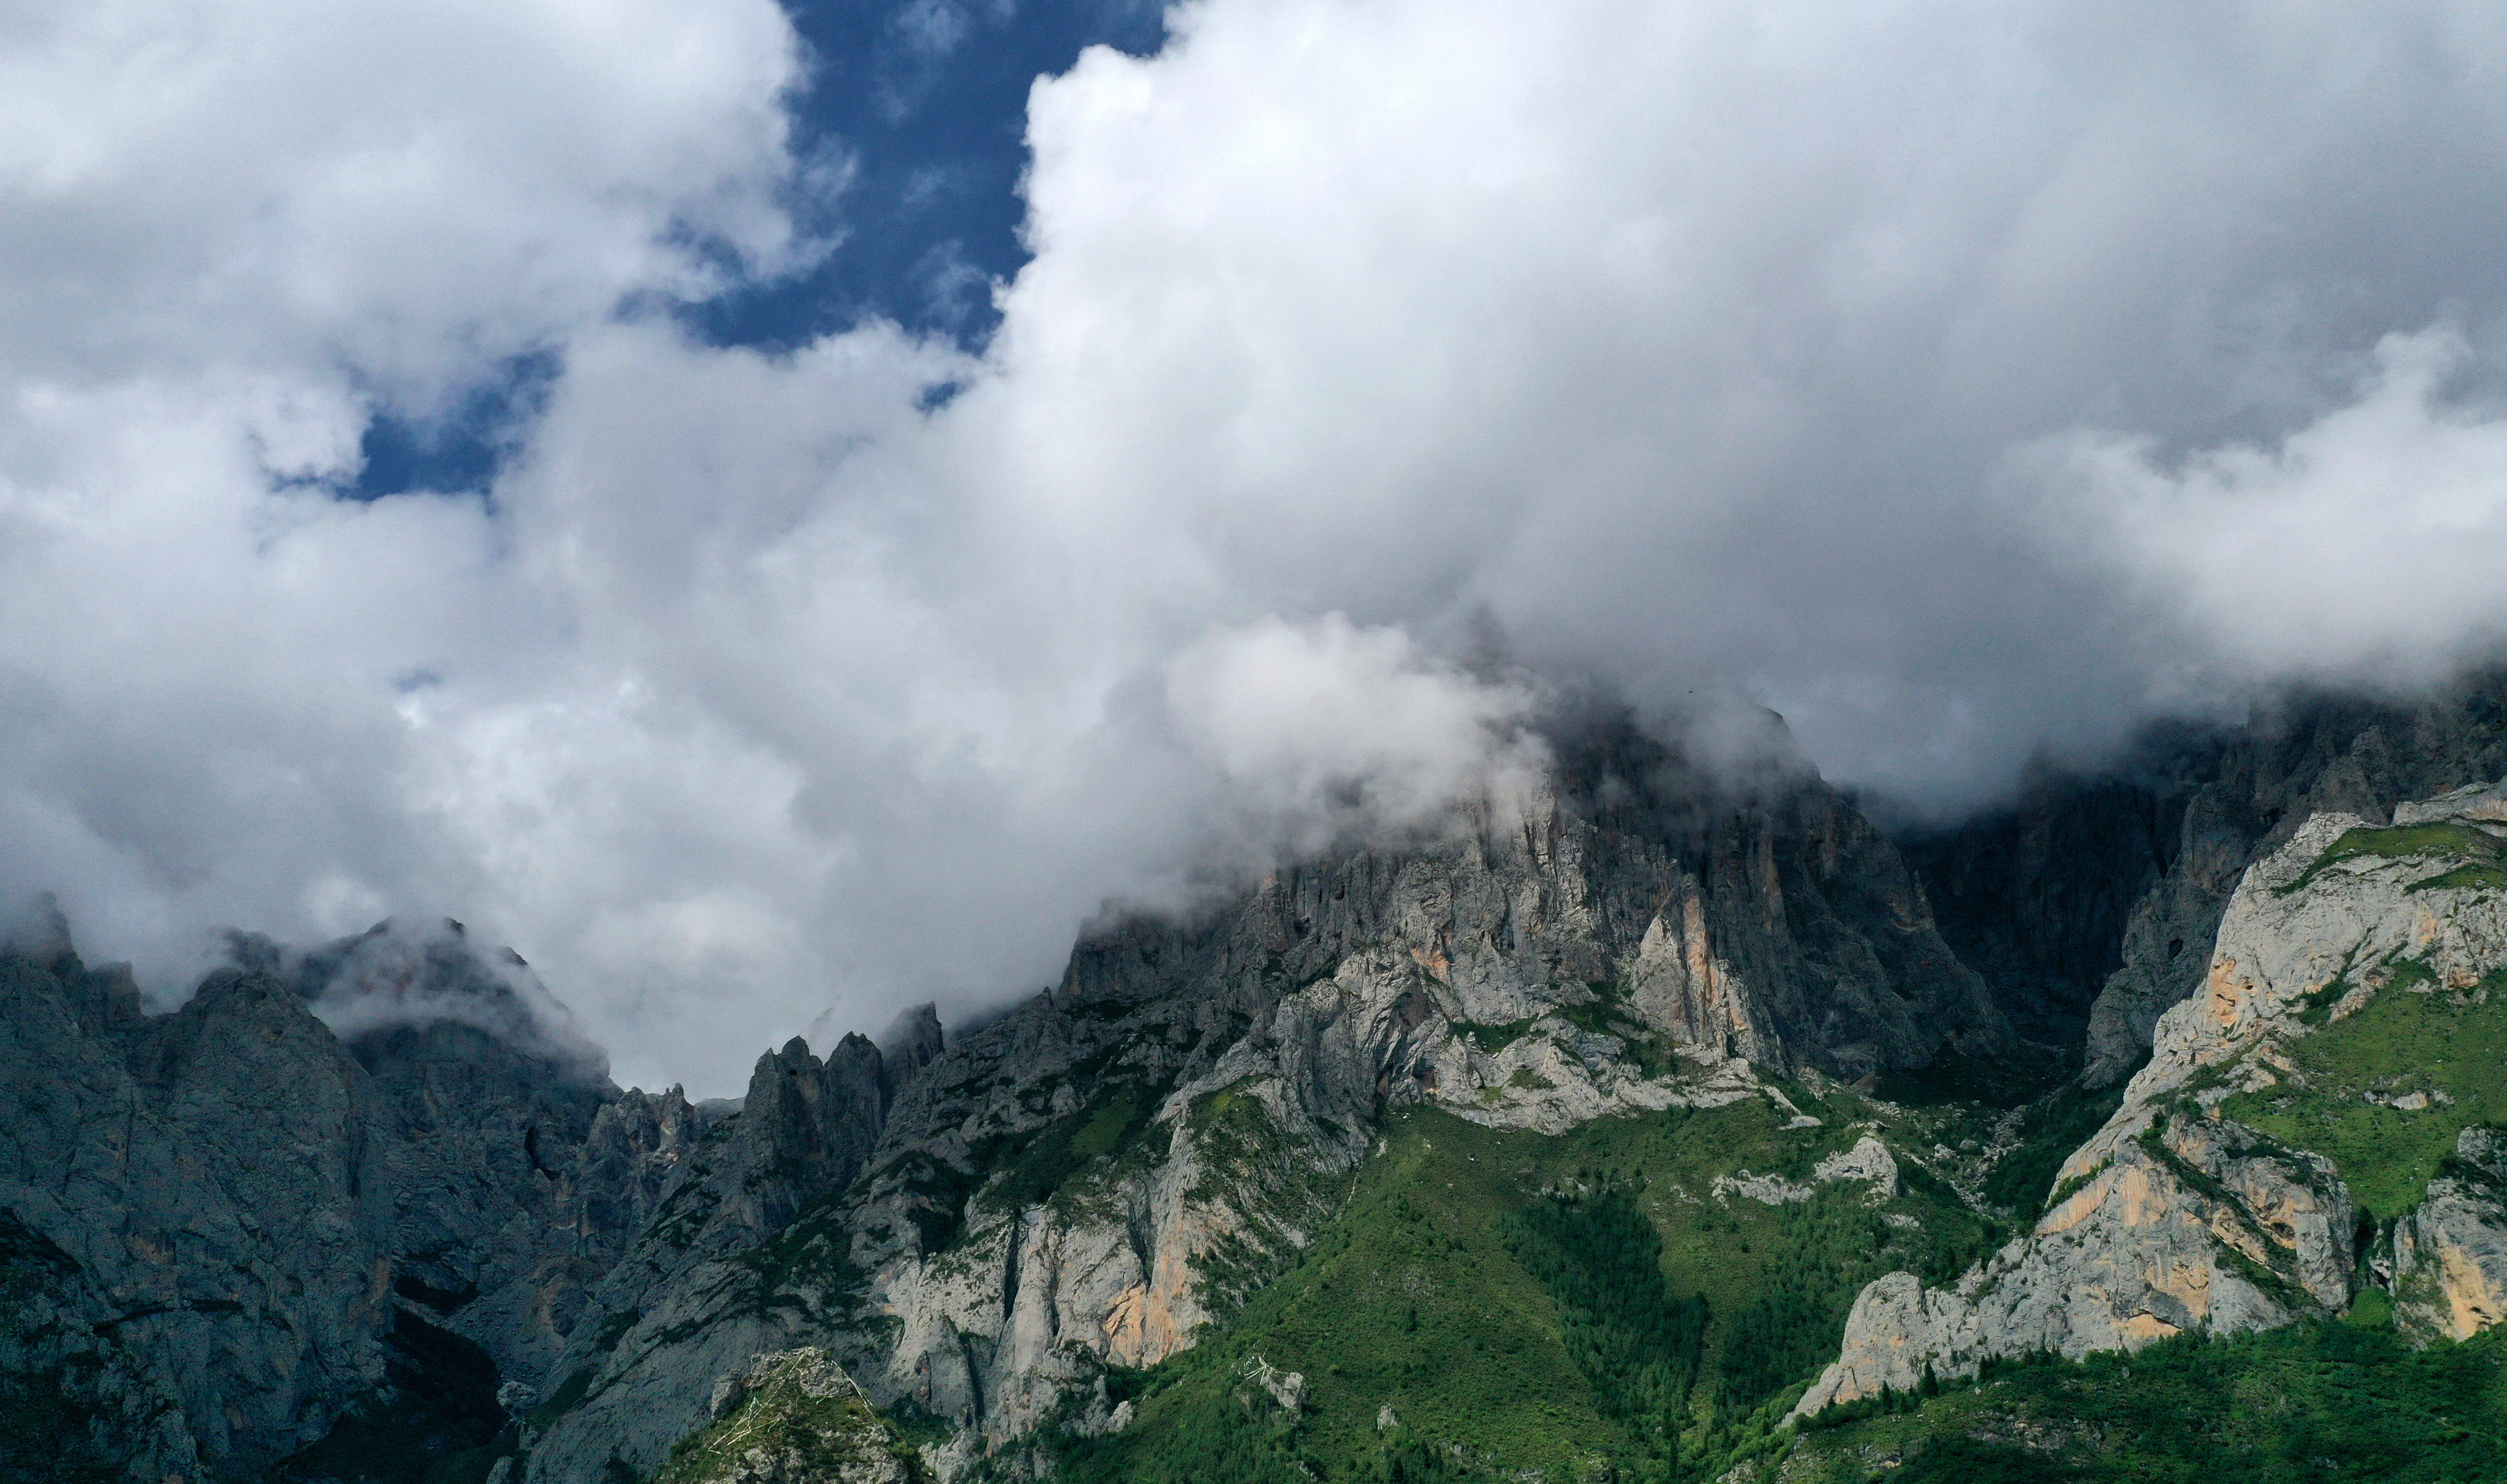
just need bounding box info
[4,0,2507,1092]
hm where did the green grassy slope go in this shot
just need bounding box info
[2220,964,2507,1219]
[1004,1094,1999,1483]
[1775,1318,2507,1483]
[2272,823,2507,898]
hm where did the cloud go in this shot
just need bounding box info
[2032,325,2507,690]
[1162,614,1548,856]
[286,917,609,1075]
[1,0,806,402]
[5,0,2507,1090]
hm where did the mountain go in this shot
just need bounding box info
[7,690,2507,1482]
[1803,779,2507,1405]
[0,915,697,1483]
[1773,776,2507,1481]
[1908,674,2507,1085]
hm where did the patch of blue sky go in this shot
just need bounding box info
[685,0,1167,351]
[344,351,559,502]
[348,0,1163,499]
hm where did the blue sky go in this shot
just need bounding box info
[694,0,1167,348]
[355,0,1166,501]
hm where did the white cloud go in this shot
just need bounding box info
[0,0,805,401]
[1163,614,1547,855]
[6,0,2507,1090]
[2033,325,2507,688]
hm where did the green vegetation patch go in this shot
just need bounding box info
[1552,979,1689,1078]
[979,1083,1167,1218]
[722,1191,871,1320]
[653,1352,925,1484]
[1503,1180,1709,1471]
[1188,1079,1301,1199]
[888,1068,1181,1255]
[2219,968,2507,1219]
[1019,1095,1993,1484]
[2039,1159,2112,1220]
[1450,1017,1540,1056]
[1981,1081,2128,1221]
[529,1365,595,1430]
[2343,1285,2396,1330]
[1779,1319,2507,1483]
[1715,1183,1997,1421]
[2275,820,2507,898]
[2411,862,2507,894]
[1875,1044,2074,1111]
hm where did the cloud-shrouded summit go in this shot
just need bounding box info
[4,0,2506,1092]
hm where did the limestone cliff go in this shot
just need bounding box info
[2076,675,2507,1085]
[0,716,2020,1480]
[1796,781,2507,1415]
[521,729,2004,1481]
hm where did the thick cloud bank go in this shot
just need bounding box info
[4,0,2506,1090]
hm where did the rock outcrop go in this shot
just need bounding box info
[2076,675,2507,1085]
[652,1349,920,1484]
[1796,787,2507,1416]
[522,722,2004,1480]
[1904,672,2507,1086]
[2392,1127,2507,1341]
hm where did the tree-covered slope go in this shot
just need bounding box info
[1777,1318,2507,1484]
[994,1094,1998,1484]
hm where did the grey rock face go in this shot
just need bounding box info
[1793,1108,2352,1415]
[880,1005,946,1106]
[2394,778,2507,827]
[525,730,2000,1480]
[518,1029,925,1484]
[2393,1128,2507,1340]
[0,946,396,1477]
[348,1012,690,1387]
[2078,675,2507,1084]
[0,1205,205,1482]
[0,914,689,1479]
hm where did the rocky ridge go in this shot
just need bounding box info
[18,696,2507,1480]
[1796,778,2507,1415]
[1907,673,2507,1086]
[520,727,2010,1481]
[0,913,699,1481]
